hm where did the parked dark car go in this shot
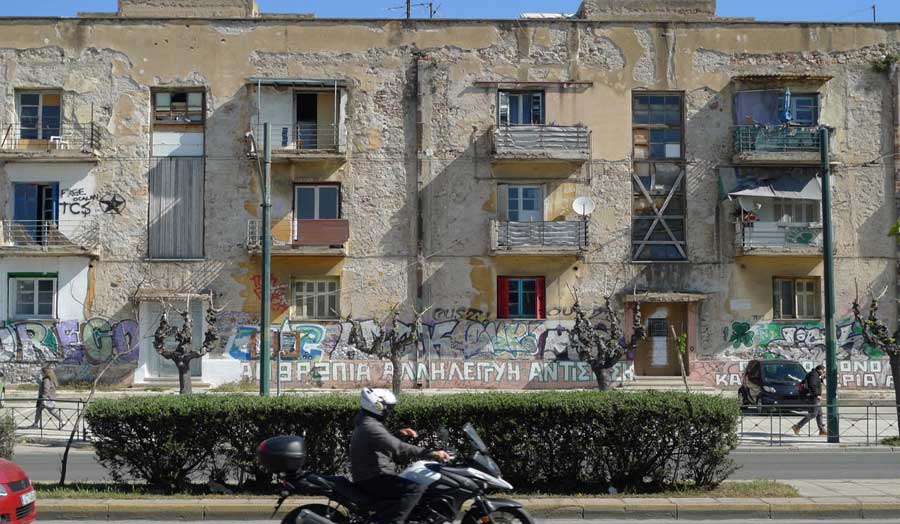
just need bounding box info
[739,359,811,412]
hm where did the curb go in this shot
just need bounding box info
[35,498,900,521]
[735,446,900,453]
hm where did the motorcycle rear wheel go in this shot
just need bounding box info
[281,503,350,524]
[462,507,535,524]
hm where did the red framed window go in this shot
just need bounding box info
[498,276,545,319]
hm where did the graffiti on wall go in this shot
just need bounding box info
[721,317,881,361]
[250,275,290,315]
[223,318,583,363]
[693,359,894,390]
[0,318,139,364]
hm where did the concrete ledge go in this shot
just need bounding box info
[34,498,900,520]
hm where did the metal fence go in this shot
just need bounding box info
[0,122,101,153]
[492,125,591,153]
[0,220,100,250]
[732,125,822,154]
[254,123,341,152]
[739,402,899,446]
[738,221,823,251]
[495,220,588,249]
[3,398,90,441]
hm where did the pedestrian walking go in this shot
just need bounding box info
[28,364,62,430]
[793,364,826,437]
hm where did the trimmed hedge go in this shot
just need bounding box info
[0,414,14,460]
[86,391,739,494]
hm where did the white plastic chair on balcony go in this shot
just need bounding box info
[49,136,69,150]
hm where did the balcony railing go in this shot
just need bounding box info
[732,125,822,154]
[253,123,342,153]
[737,221,823,253]
[492,125,591,158]
[0,122,101,154]
[247,219,349,250]
[493,220,587,251]
[0,220,100,251]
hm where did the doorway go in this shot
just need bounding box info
[634,302,687,376]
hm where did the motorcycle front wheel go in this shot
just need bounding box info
[280,503,350,524]
[462,507,535,524]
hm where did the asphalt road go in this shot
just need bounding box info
[17,448,900,483]
[34,520,896,524]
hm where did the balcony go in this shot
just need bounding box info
[0,220,100,256]
[251,123,346,165]
[490,220,587,255]
[732,125,824,165]
[247,218,349,256]
[491,125,590,176]
[736,221,822,257]
[0,122,101,162]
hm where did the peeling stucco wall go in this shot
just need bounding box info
[0,15,897,388]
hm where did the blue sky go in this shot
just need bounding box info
[0,0,897,22]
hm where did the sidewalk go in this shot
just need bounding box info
[34,480,900,521]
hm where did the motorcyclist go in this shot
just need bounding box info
[350,388,451,524]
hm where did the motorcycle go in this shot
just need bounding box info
[258,422,534,524]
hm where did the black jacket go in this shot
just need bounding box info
[805,370,823,398]
[350,411,431,482]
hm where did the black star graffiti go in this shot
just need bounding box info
[98,193,126,215]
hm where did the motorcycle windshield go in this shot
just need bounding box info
[463,423,488,453]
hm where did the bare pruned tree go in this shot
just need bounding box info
[152,296,222,394]
[852,290,900,438]
[348,304,430,395]
[568,289,645,391]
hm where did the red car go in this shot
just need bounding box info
[0,459,35,523]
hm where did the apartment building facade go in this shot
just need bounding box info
[0,0,897,389]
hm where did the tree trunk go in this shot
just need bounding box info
[891,353,900,437]
[177,361,193,395]
[593,362,609,391]
[391,353,402,396]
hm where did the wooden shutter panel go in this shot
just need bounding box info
[497,277,510,319]
[497,184,509,220]
[534,277,546,319]
[148,157,204,259]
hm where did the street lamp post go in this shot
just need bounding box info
[820,127,839,442]
[259,123,272,397]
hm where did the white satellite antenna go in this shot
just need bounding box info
[573,197,596,216]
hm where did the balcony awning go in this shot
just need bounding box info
[719,168,821,204]
[247,77,347,88]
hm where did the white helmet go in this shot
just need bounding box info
[360,388,397,417]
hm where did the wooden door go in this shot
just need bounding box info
[634,303,686,376]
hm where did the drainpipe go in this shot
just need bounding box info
[414,51,431,388]
[820,127,838,442]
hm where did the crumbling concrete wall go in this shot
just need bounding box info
[577,0,717,20]
[118,0,259,18]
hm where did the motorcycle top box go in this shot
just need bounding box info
[258,436,306,474]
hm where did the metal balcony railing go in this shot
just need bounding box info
[247,218,349,248]
[254,123,342,152]
[0,121,101,153]
[737,221,823,251]
[495,220,587,250]
[0,220,100,250]
[732,125,822,154]
[492,125,591,154]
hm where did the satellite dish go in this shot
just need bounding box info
[573,197,596,216]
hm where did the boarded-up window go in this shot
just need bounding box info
[148,157,204,259]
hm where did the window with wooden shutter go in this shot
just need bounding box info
[148,157,204,259]
[498,276,545,319]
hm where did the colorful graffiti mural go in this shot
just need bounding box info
[693,359,894,390]
[721,317,881,361]
[0,318,139,364]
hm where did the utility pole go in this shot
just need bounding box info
[259,122,272,397]
[873,3,877,23]
[820,127,839,442]
[406,0,411,19]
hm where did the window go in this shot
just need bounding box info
[498,91,545,126]
[292,279,339,319]
[295,185,340,220]
[497,277,545,319]
[9,275,56,319]
[633,94,682,160]
[153,90,204,124]
[773,277,819,319]
[502,185,543,222]
[780,94,819,127]
[773,199,820,223]
[13,183,58,223]
[17,92,61,140]
[632,92,686,262]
